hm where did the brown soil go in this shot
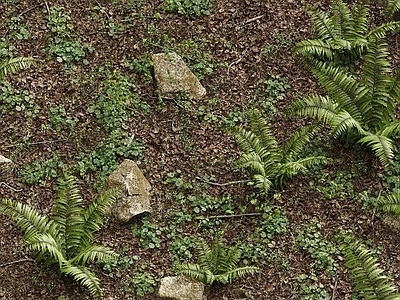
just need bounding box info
[1,0,400,299]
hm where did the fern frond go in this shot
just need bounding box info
[236,152,266,177]
[306,5,337,41]
[77,187,120,251]
[348,4,369,40]
[0,57,37,81]
[342,241,400,299]
[281,125,320,160]
[294,39,334,60]
[360,35,394,129]
[331,0,352,39]
[175,263,208,284]
[216,244,241,274]
[377,192,400,216]
[215,266,261,284]
[253,174,274,194]
[275,156,329,188]
[28,234,66,268]
[248,110,281,161]
[61,264,102,298]
[52,175,85,256]
[367,21,400,40]
[0,198,59,243]
[195,237,212,270]
[307,60,364,120]
[358,134,395,170]
[389,68,400,102]
[387,0,400,17]
[209,231,226,274]
[288,95,339,125]
[69,245,118,266]
[331,110,366,138]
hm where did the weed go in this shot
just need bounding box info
[165,0,214,18]
[103,246,140,278]
[124,268,157,298]
[310,170,355,200]
[296,273,330,300]
[131,218,163,249]
[76,131,144,190]
[47,105,78,133]
[125,55,153,84]
[5,16,31,40]
[163,170,193,190]
[0,81,39,117]
[20,153,64,186]
[47,6,94,67]
[296,220,339,275]
[87,68,150,133]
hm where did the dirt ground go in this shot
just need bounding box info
[1,0,400,299]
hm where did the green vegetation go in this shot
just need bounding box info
[340,240,400,299]
[175,231,260,286]
[165,0,214,18]
[0,175,120,297]
[232,109,329,194]
[290,35,400,169]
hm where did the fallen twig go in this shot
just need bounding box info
[195,176,251,187]
[330,278,338,300]
[196,212,263,220]
[0,182,23,192]
[0,259,35,268]
[244,15,265,25]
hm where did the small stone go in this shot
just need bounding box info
[0,155,14,182]
[152,52,206,99]
[157,276,206,300]
[103,159,151,223]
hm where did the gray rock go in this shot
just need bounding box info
[0,155,13,182]
[152,52,206,99]
[157,276,206,300]
[103,159,151,223]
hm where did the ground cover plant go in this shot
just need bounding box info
[1,0,400,299]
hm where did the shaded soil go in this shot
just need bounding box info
[1,0,400,299]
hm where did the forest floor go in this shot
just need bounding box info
[1,0,400,299]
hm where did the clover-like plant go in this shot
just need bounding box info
[232,109,329,194]
[175,231,260,286]
[0,174,120,298]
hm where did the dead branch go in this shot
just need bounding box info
[0,182,23,192]
[196,212,263,220]
[0,259,35,268]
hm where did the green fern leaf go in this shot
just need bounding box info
[61,264,102,298]
[175,263,208,284]
[387,0,400,17]
[69,245,118,266]
[218,266,261,284]
[28,234,66,268]
[281,125,320,160]
[289,95,339,124]
[358,134,395,170]
[306,5,337,41]
[0,57,37,82]
[342,241,400,299]
[52,175,85,256]
[331,110,366,138]
[294,39,334,60]
[0,198,59,244]
[377,192,400,216]
[367,21,400,40]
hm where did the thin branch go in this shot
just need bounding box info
[196,213,263,220]
[0,259,35,268]
[0,182,23,192]
[2,138,67,149]
[195,176,251,187]
[244,15,265,25]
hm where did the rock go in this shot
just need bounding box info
[152,52,206,99]
[103,159,151,223]
[0,155,13,182]
[157,276,206,300]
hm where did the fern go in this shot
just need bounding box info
[294,0,400,65]
[175,231,260,286]
[340,240,400,300]
[377,191,400,216]
[290,34,400,170]
[387,0,400,17]
[0,57,37,82]
[232,110,330,194]
[0,174,120,298]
